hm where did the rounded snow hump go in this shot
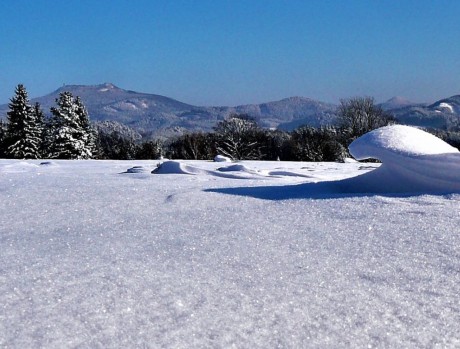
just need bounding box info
[344,125,460,194]
[349,125,458,161]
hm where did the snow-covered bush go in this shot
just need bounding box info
[214,114,261,160]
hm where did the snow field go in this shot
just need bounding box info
[1,157,459,348]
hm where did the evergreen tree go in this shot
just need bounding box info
[0,120,6,158]
[32,102,46,157]
[5,84,41,159]
[257,129,291,161]
[97,130,138,159]
[48,92,92,159]
[136,139,163,159]
[74,96,97,158]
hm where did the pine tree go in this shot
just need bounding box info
[32,102,46,157]
[0,120,6,158]
[74,96,97,158]
[48,92,92,159]
[5,84,41,159]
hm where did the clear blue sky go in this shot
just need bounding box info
[1,0,460,106]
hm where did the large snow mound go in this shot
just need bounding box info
[349,124,458,160]
[344,125,460,194]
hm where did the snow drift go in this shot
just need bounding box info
[152,160,205,175]
[343,125,460,194]
[152,160,262,179]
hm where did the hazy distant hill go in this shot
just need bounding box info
[388,95,460,130]
[378,96,421,111]
[0,83,338,139]
[1,84,460,138]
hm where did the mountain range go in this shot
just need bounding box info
[1,83,459,139]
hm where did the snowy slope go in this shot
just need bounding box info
[1,126,460,347]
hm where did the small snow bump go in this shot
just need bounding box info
[126,166,149,173]
[214,155,232,162]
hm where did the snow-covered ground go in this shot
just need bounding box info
[1,126,460,348]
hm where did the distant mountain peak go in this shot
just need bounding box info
[284,96,312,102]
[97,83,119,92]
[386,96,411,104]
[379,96,414,111]
[55,82,122,93]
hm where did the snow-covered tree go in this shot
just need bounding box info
[167,132,216,160]
[97,130,138,159]
[214,114,261,160]
[74,96,97,157]
[47,92,93,159]
[337,97,395,144]
[290,126,346,162]
[32,102,46,157]
[137,139,163,159]
[5,84,41,159]
[0,120,6,157]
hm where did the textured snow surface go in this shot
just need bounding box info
[1,157,460,348]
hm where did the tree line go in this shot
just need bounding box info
[3,83,458,161]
